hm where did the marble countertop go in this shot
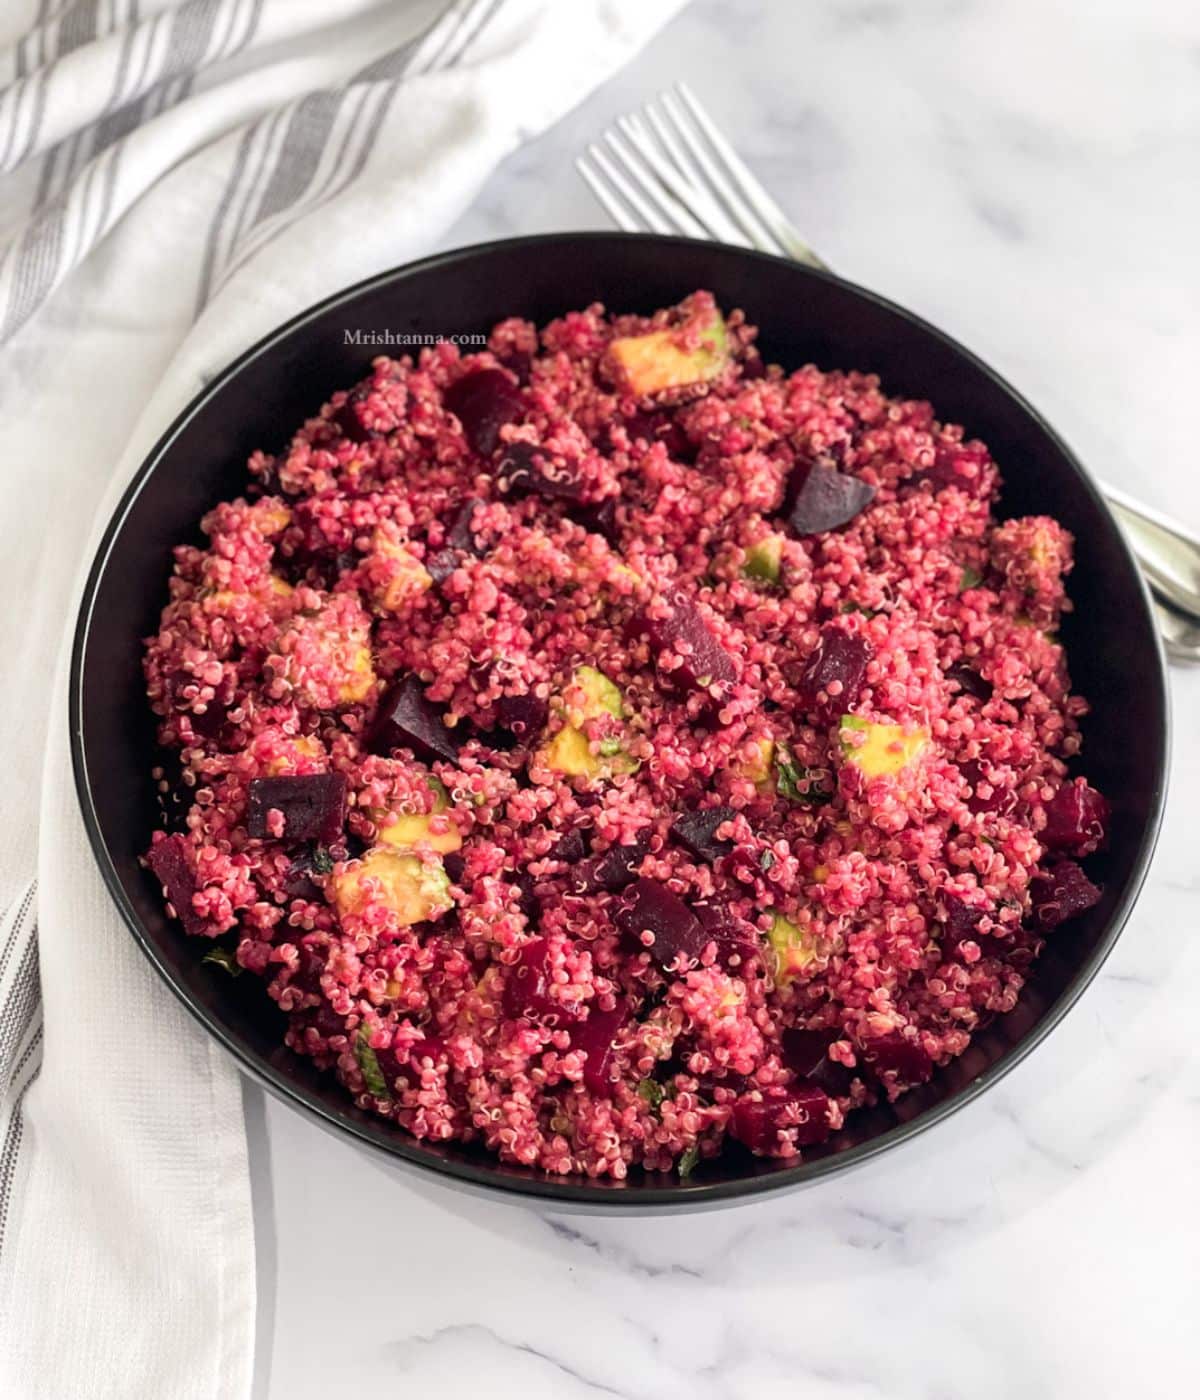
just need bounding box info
[252,3,1200,1396]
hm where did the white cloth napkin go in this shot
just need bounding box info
[0,1,686,1395]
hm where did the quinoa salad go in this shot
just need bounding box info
[144,292,1110,1179]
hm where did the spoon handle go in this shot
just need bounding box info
[1101,481,1200,625]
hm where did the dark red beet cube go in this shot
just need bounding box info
[796,627,872,714]
[862,1032,933,1087]
[946,662,993,702]
[367,677,463,765]
[628,593,737,693]
[616,878,708,970]
[246,773,348,844]
[1042,779,1109,856]
[146,834,208,936]
[693,901,758,965]
[443,368,522,456]
[961,760,1017,817]
[494,442,585,502]
[915,441,991,497]
[622,409,694,462]
[331,386,375,444]
[547,828,588,865]
[445,496,489,553]
[729,1086,832,1153]
[780,1027,853,1097]
[502,939,579,1023]
[568,834,650,895]
[571,999,629,1097]
[784,462,876,536]
[669,806,736,863]
[1030,860,1102,930]
[940,896,1008,960]
[572,496,619,543]
[495,690,549,743]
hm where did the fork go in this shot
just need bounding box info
[577,82,1200,664]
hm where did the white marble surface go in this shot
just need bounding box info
[251,3,1200,1397]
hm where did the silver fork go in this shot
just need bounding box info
[577,83,1200,664]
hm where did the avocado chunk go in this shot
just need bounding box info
[608,310,728,398]
[743,534,783,583]
[839,715,930,778]
[765,910,816,986]
[541,665,637,780]
[331,848,452,926]
[377,776,462,853]
[731,735,776,793]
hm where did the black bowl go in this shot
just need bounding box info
[71,234,1168,1210]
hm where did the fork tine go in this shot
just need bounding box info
[610,118,726,243]
[584,143,672,235]
[675,81,828,269]
[635,104,752,249]
[659,90,785,256]
[575,155,641,233]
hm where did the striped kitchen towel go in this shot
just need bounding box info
[0,1,688,1396]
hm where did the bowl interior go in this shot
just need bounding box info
[72,234,1167,1207]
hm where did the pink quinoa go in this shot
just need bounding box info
[143,292,1108,1178]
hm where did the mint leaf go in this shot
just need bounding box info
[637,1078,665,1111]
[355,1027,391,1099]
[960,566,983,591]
[760,850,776,872]
[774,749,833,806]
[311,846,334,875]
[678,1142,700,1179]
[202,947,242,977]
[599,737,622,757]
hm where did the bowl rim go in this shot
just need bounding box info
[69,231,1170,1209]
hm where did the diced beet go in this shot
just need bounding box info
[444,368,523,456]
[784,462,876,536]
[572,496,619,543]
[1042,779,1110,855]
[570,999,629,1097]
[290,942,328,994]
[622,409,694,462]
[796,627,872,714]
[494,442,585,502]
[146,834,208,937]
[445,496,489,554]
[740,352,766,381]
[961,759,1017,817]
[367,677,463,765]
[502,938,579,1023]
[443,852,467,885]
[862,1032,933,1087]
[1030,860,1102,930]
[729,1086,832,1153]
[377,1034,447,1089]
[495,691,549,743]
[548,828,588,865]
[616,878,709,970]
[568,834,650,895]
[780,1027,854,1096]
[669,806,736,863]
[946,662,992,701]
[426,549,462,585]
[499,349,533,385]
[283,850,326,902]
[693,901,758,964]
[331,386,374,444]
[246,773,348,844]
[628,593,737,693]
[939,896,1008,960]
[914,441,991,497]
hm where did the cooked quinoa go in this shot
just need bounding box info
[144,292,1109,1178]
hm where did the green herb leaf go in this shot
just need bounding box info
[355,1027,391,1099]
[959,566,983,591]
[637,1078,665,1110]
[201,947,242,977]
[774,749,833,806]
[599,737,623,757]
[311,846,334,875]
[760,850,776,872]
[678,1142,700,1179]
